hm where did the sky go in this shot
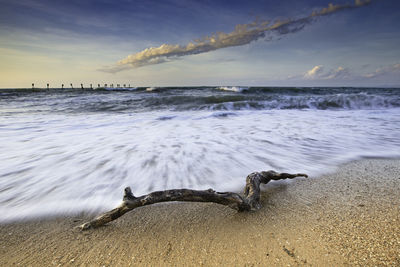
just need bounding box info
[0,0,399,88]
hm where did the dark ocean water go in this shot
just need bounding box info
[1,86,400,221]
[1,86,399,113]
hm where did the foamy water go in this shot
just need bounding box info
[0,87,399,222]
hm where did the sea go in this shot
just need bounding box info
[1,86,399,222]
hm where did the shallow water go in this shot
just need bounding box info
[1,87,399,222]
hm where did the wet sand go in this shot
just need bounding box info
[1,159,399,266]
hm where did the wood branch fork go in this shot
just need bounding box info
[79,170,308,230]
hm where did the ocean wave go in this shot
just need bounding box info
[217,86,250,92]
[102,87,139,91]
[256,93,400,110]
[1,87,399,115]
[152,92,400,111]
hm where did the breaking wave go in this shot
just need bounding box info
[217,86,250,92]
[0,87,399,115]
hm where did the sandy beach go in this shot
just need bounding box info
[1,159,399,266]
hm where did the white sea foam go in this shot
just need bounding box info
[217,86,249,92]
[145,87,164,92]
[1,107,400,222]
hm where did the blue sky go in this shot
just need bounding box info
[0,0,399,87]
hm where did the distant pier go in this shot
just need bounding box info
[29,83,135,90]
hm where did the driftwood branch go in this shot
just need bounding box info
[79,170,308,230]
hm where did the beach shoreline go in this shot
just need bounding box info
[1,159,399,266]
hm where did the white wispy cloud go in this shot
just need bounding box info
[325,66,350,79]
[363,64,400,78]
[100,0,372,73]
[304,66,350,80]
[299,63,400,83]
[304,65,324,79]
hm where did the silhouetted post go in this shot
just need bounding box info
[123,84,126,88]
[62,84,64,89]
[105,84,107,87]
[32,83,34,89]
[128,84,130,88]
[90,84,93,89]
[81,83,83,89]
[71,83,74,89]
[98,84,100,88]
[47,83,49,89]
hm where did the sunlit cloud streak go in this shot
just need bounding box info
[100,0,372,73]
[304,65,350,80]
[363,64,400,78]
[299,63,400,82]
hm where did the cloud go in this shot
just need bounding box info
[303,66,350,80]
[363,63,400,78]
[300,63,400,83]
[100,0,373,73]
[304,65,324,79]
[324,66,351,79]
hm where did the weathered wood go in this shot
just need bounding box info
[79,171,307,230]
